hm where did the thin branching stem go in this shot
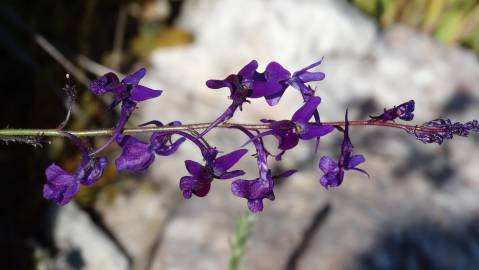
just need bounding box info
[0,120,444,138]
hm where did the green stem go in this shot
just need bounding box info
[229,212,255,270]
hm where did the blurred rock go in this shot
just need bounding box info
[53,203,129,270]
[149,183,244,270]
[94,180,180,270]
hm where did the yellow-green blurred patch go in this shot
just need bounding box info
[131,26,193,58]
[353,0,479,55]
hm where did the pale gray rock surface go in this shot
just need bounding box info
[94,181,181,270]
[53,203,129,270]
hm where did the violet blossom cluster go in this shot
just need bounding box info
[42,59,479,212]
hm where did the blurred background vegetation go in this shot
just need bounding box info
[351,0,479,55]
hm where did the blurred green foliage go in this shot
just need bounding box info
[352,0,479,55]
[229,212,256,270]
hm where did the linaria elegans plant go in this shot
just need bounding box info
[1,59,478,212]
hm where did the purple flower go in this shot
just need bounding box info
[88,68,163,156]
[230,125,296,212]
[115,121,185,173]
[287,58,327,151]
[319,110,368,189]
[90,68,163,110]
[244,97,334,160]
[180,148,248,199]
[43,164,79,205]
[370,100,415,121]
[231,171,274,213]
[287,58,326,99]
[414,118,479,144]
[199,60,291,137]
[232,170,296,213]
[206,60,291,106]
[43,133,108,205]
[115,135,155,173]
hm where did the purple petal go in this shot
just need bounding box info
[264,89,286,106]
[250,81,282,98]
[370,100,415,122]
[291,96,322,124]
[213,149,248,175]
[179,175,193,189]
[291,79,315,96]
[249,62,290,98]
[122,68,146,85]
[398,100,415,121]
[180,175,212,198]
[185,160,205,177]
[400,112,414,121]
[247,199,264,213]
[399,100,415,113]
[83,156,108,185]
[231,179,250,198]
[320,170,344,189]
[276,131,299,150]
[265,62,291,81]
[206,79,230,89]
[45,164,75,190]
[288,59,324,96]
[130,85,162,102]
[115,136,154,173]
[43,164,78,205]
[274,150,286,161]
[238,60,258,79]
[299,124,334,140]
[231,178,271,200]
[89,72,120,96]
[231,178,274,213]
[202,147,219,164]
[182,190,192,199]
[218,170,245,180]
[320,173,336,189]
[319,156,338,174]
[154,137,186,156]
[43,181,79,206]
[298,71,325,83]
[179,176,194,199]
[295,58,324,74]
[193,183,211,197]
[346,154,366,169]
